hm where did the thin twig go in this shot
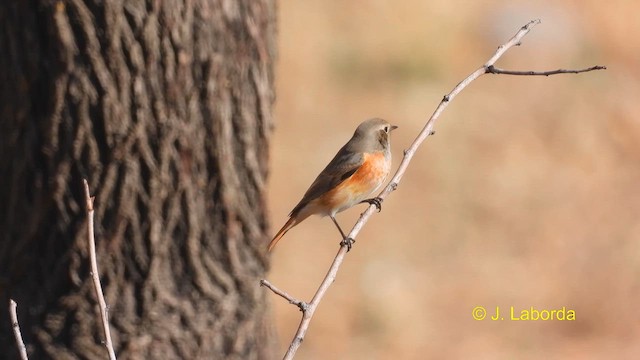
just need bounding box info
[83,179,117,360]
[266,19,606,360]
[9,299,28,360]
[487,65,606,76]
[260,280,307,311]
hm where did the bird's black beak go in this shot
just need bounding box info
[390,125,398,131]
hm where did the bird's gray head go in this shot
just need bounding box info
[350,118,398,151]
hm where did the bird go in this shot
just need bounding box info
[268,118,397,252]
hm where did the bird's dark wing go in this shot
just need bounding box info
[289,150,364,216]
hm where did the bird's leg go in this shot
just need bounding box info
[360,197,383,212]
[330,215,355,251]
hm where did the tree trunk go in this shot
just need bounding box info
[0,1,276,359]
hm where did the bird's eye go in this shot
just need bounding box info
[384,126,389,133]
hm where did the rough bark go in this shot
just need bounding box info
[0,0,276,359]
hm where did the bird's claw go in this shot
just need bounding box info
[361,197,383,212]
[340,237,355,252]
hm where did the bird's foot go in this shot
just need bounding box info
[361,197,383,212]
[340,237,356,252]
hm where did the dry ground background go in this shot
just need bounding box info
[267,1,639,358]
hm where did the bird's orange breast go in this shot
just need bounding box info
[319,151,390,213]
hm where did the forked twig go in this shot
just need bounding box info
[83,179,117,360]
[264,19,605,360]
[260,280,308,311]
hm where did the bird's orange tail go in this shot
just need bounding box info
[268,217,299,251]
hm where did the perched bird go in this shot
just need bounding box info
[269,118,397,251]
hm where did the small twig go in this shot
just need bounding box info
[9,299,28,360]
[83,179,117,360]
[487,65,606,76]
[280,244,351,360]
[260,280,307,311]
[267,19,606,360]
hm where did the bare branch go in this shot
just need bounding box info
[83,179,117,360]
[267,19,606,360]
[487,65,606,76]
[281,244,351,360]
[260,280,307,311]
[9,299,28,360]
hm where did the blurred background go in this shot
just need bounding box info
[267,0,639,358]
